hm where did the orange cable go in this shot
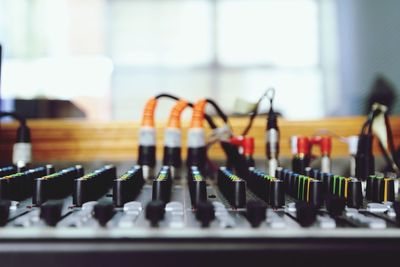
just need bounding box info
[190,99,207,128]
[141,97,157,127]
[167,99,189,128]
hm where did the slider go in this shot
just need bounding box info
[296,202,317,227]
[196,201,215,228]
[40,200,63,227]
[145,200,165,227]
[94,201,115,227]
[0,200,11,227]
[326,195,346,217]
[246,200,266,228]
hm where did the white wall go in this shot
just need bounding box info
[336,0,400,115]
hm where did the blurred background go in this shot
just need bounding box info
[0,0,399,121]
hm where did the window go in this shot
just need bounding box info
[0,0,327,120]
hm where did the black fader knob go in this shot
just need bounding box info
[309,180,323,208]
[246,200,267,228]
[46,164,55,175]
[145,200,165,227]
[40,200,63,227]
[326,195,346,217]
[94,201,115,227]
[366,175,374,201]
[322,173,334,196]
[347,179,363,209]
[196,201,215,228]
[296,202,317,227]
[270,180,285,208]
[373,177,384,203]
[275,167,284,180]
[0,200,11,227]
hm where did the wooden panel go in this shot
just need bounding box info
[1,116,400,163]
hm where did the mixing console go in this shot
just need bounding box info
[0,163,399,266]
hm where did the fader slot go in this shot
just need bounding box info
[73,165,116,207]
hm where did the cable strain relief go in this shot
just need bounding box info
[267,112,278,129]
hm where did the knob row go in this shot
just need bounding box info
[217,167,246,208]
[277,167,364,209]
[0,166,54,201]
[247,168,285,208]
[366,175,395,203]
[34,166,84,205]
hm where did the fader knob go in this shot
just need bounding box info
[46,164,55,175]
[326,195,346,217]
[310,169,320,179]
[384,178,395,202]
[366,175,374,200]
[373,177,384,203]
[94,201,115,227]
[347,179,363,209]
[145,200,165,227]
[246,200,266,228]
[309,180,323,208]
[196,201,215,228]
[304,167,313,177]
[40,200,63,227]
[275,167,284,180]
[296,202,317,227]
[270,180,285,208]
[322,173,334,196]
[0,200,11,227]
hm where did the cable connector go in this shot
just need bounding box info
[0,112,32,168]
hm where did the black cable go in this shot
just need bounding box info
[0,112,30,142]
[155,94,179,101]
[205,98,228,123]
[241,105,260,136]
[241,89,273,136]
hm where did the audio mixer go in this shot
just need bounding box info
[2,87,400,266]
[0,163,400,266]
